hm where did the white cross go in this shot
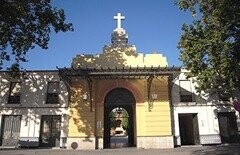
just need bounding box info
[114,13,125,29]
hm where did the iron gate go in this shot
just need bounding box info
[1,115,21,146]
[218,112,239,143]
[40,115,61,147]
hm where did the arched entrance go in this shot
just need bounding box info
[104,88,135,148]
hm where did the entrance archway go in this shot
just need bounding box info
[104,88,135,148]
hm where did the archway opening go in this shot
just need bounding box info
[104,88,135,148]
[109,107,129,148]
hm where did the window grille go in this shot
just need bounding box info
[46,82,59,104]
[8,82,21,104]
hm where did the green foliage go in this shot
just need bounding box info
[121,110,129,130]
[109,111,116,129]
[177,0,240,95]
[0,0,73,70]
[109,108,129,130]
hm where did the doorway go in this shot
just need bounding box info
[109,107,129,148]
[178,113,200,145]
[39,115,61,147]
[218,112,239,143]
[0,115,21,146]
[104,88,135,148]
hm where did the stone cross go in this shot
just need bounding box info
[114,13,125,29]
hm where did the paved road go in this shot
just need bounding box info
[110,136,128,148]
[0,144,240,155]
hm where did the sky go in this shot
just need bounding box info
[6,0,194,70]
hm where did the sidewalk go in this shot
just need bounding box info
[0,144,240,155]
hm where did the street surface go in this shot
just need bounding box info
[0,144,240,155]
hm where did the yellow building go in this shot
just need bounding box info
[58,13,180,149]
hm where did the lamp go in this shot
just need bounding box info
[116,107,123,114]
[151,93,158,100]
[83,93,88,100]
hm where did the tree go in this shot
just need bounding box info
[0,0,73,70]
[121,109,129,131]
[177,0,240,97]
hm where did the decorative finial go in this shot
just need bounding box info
[114,13,125,29]
[111,13,128,45]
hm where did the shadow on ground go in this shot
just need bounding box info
[191,144,240,155]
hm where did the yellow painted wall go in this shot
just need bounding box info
[68,79,95,137]
[68,77,172,138]
[136,101,172,136]
[136,77,172,136]
[145,102,172,135]
[72,38,168,69]
[95,106,104,136]
[69,20,172,139]
[94,79,145,137]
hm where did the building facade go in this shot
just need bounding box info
[172,70,240,146]
[59,13,179,149]
[0,71,69,148]
[0,13,239,150]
